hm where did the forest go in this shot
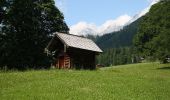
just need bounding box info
[0,0,170,69]
[0,0,69,70]
[94,0,170,66]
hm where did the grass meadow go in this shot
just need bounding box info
[0,62,170,100]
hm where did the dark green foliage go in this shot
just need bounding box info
[0,0,7,23]
[0,0,69,69]
[92,18,142,66]
[96,47,139,66]
[133,0,170,63]
[96,18,142,50]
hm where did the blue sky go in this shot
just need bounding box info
[55,0,150,26]
[54,0,159,35]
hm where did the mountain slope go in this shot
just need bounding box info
[95,17,143,50]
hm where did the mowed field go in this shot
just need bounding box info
[0,63,170,100]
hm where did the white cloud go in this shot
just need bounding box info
[149,0,160,5]
[70,22,98,36]
[144,0,160,14]
[70,15,132,36]
[98,15,132,35]
[69,0,160,36]
[131,0,160,21]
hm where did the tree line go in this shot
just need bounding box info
[0,0,169,70]
[96,47,140,66]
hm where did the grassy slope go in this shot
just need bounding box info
[0,63,170,100]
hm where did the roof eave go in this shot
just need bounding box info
[55,33,69,47]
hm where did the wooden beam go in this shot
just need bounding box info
[64,44,67,53]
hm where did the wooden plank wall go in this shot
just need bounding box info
[64,53,70,68]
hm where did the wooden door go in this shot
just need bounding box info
[59,56,64,69]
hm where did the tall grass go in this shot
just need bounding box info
[0,63,170,100]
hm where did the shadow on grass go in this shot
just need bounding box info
[157,66,170,70]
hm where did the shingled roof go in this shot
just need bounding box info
[52,32,103,53]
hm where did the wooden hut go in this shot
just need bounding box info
[45,32,102,69]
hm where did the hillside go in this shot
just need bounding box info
[90,17,143,66]
[95,17,142,50]
[85,17,144,66]
[133,0,170,63]
[95,1,170,66]
[0,62,170,100]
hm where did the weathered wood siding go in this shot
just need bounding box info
[51,36,96,69]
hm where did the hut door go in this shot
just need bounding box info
[59,56,64,68]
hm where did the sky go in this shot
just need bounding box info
[55,0,160,35]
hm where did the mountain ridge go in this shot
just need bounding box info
[85,17,143,50]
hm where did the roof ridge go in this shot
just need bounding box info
[54,32,90,40]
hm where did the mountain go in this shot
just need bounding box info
[70,15,132,36]
[70,0,160,36]
[94,17,143,50]
[93,17,143,66]
[133,0,170,63]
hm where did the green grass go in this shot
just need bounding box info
[0,63,170,100]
